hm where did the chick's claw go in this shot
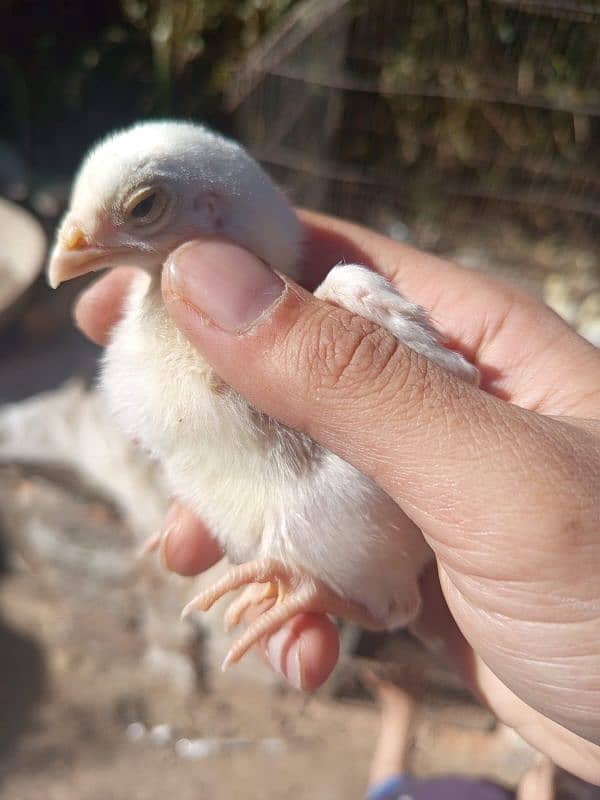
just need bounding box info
[136,531,162,559]
[223,582,278,632]
[181,558,291,618]
[181,557,378,671]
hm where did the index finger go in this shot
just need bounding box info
[74,267,139,346]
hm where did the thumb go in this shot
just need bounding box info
[161,239,554,527]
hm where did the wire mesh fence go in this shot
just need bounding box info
[229,0,599,270]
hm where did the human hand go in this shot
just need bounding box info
[75,210,600,782]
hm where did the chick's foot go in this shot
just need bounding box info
[223,582,278,631]
[181,558,379,670]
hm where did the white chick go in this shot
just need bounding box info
[48,121,478,668]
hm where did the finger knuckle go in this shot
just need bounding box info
[298,307,403,400]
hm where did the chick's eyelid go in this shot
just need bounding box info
[123,185,170,226]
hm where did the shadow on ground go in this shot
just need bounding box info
[0,566,48,782]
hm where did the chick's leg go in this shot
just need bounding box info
[182,558,381,670]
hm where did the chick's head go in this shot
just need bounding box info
[48,120,301,289]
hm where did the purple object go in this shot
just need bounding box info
[366,773,513,800]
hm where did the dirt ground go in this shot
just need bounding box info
[0,569,515,800]
[2,568,599,800]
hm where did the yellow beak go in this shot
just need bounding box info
[47,224,107,289]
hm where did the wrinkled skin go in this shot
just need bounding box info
[75,209,600,783]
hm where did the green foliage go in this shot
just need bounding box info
[0,0,597,233]
[0,0,296,171]
[328,0,599,221]
[119,0,296,101]
[114,0,294,110]
[376,2,599,162]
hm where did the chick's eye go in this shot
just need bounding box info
[131,193,157,219]
[125,186,169,226]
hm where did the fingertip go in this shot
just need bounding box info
[264,613,339,691]
[160,504,223,576]
[73,267,138,345]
